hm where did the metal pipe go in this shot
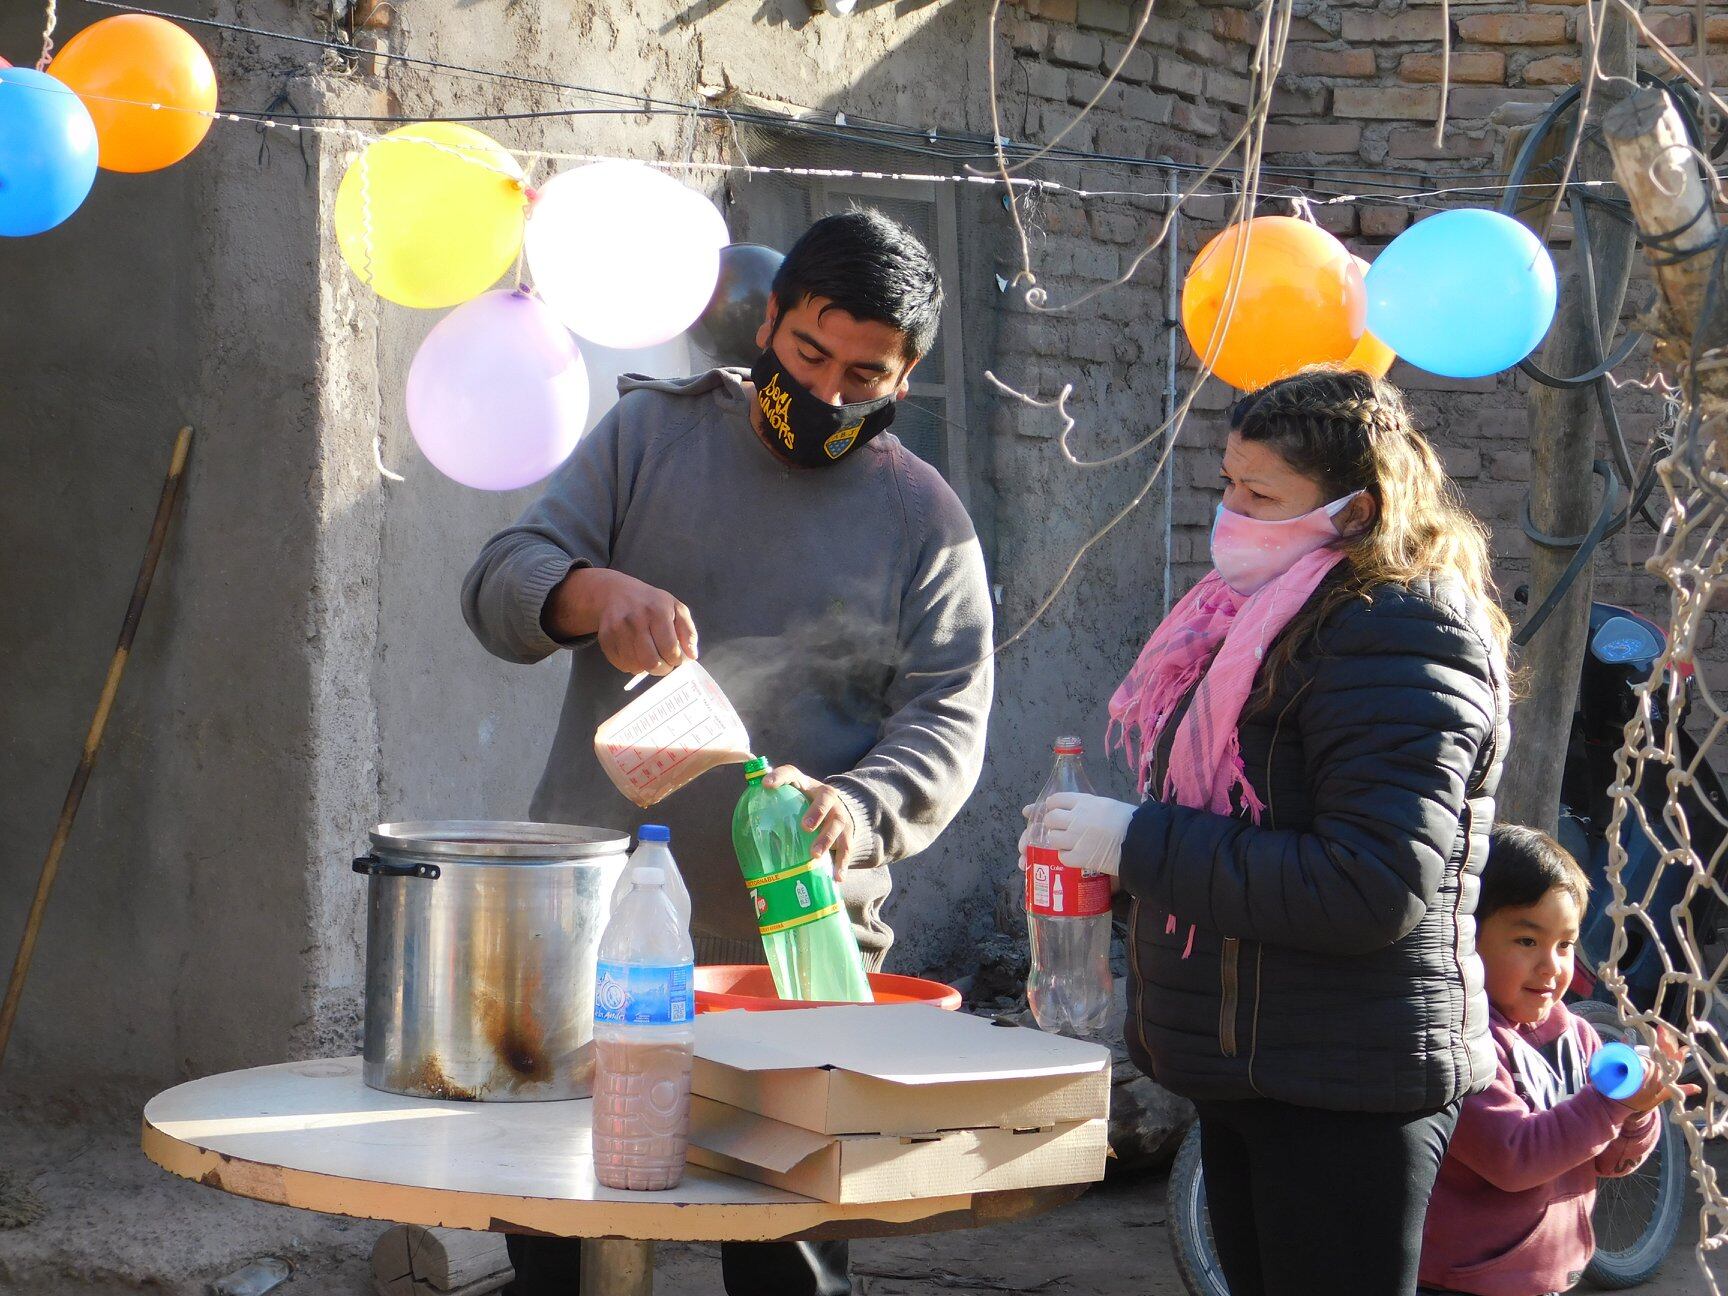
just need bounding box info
[1161,161,1181,620]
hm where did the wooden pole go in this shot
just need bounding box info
[1496,9,1638,833]
[581,1240,653,1296]
[1602,84,1728,435]
[0,427,194,1070]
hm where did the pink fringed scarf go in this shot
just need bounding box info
[1108,546,1345,956]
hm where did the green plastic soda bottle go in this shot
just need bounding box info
[732,757,874,1003]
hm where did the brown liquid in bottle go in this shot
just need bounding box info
[591,1036,695,1191]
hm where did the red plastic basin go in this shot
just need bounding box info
[694,964,962,1013]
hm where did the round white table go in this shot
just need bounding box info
[142,1056,1085,1295]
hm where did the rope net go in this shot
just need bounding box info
[1602,413,1728,1287]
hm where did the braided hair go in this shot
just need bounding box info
[1231,365,1511,697]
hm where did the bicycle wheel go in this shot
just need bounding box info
[1168,1122,1231,1296]
[1569,999,1687,1288]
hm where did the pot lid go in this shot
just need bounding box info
[369,820,630,861]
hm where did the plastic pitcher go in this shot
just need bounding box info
[594,661,752,808]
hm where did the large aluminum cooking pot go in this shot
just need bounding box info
[354,821,629,1102]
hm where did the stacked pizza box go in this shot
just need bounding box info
[685,1003,1112,1204]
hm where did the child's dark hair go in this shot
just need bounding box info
[1479,824,1590,925]
[771,209,942,362]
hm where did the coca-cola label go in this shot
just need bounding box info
[1025,845,1113,917]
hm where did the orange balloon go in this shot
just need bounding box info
[1341,256,1396,378]
[50,15,216,173]
[1181,216,1366,391]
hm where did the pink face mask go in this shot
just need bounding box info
[1210,493,1361,596]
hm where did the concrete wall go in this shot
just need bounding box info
[0,2,329,1101]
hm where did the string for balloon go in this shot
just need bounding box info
[374,431,405,483]
[923,0,1284,674]
[983,0,1293,319]
[71,0,1712,196]
[513,160,536,293]
[358,146,376,292]
[36,0,58,70]
[1433,0,1450,149]
[0,77,1649,208]
[355,147,406,485]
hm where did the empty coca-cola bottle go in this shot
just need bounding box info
[1023,737,1113,1037]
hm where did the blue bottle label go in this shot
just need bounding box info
[594,961,694,1026]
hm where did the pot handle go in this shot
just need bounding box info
[352,854,441,881]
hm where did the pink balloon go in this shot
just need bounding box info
[0,57,11,69]
[407,289,590,491]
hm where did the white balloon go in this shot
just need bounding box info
[524,161,729,350]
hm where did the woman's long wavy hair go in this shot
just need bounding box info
[1231,366,1511,697]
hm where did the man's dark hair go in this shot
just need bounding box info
[770,209,943,363]
[1479,824,1591,925]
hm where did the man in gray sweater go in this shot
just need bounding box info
[462,211,992,1296]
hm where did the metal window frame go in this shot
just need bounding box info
[810,175,972,503]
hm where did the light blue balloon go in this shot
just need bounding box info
[1365,209,1558,379]
[0,67,99,238]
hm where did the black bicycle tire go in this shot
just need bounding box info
[1168,1122,1231,1296]
[1568,1000,1687,1288]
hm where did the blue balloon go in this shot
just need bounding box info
[1365,209,1558,379]
[0,67,99,237]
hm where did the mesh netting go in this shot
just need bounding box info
[1601,400,1728,1286]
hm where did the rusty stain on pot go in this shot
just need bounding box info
[478,987,552,1089]
[397,1053,481,1102]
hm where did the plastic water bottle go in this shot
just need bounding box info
[1590,1041,1649,1101]
[591,862,695,1191]
[1024,736,1113,1038]
[610,824,691,927]
[732,757,873,1003]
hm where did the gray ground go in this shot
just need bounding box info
[2,1107,1723,1296]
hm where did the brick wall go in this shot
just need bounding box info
[1003,0,1727,681]
[1252,0,1724,663]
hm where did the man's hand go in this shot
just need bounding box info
[543,567,698,677]
[764,765,857,868]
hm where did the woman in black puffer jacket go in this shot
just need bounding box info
[1038,368,1508,1296]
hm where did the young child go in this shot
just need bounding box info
[1418,825,1685,1296]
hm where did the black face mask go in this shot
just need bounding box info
[750,350,898,469]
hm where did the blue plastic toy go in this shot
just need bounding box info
[1589,1041,1647,1101]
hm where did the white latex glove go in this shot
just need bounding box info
[1016,803,1035,872]
[1042,792,1137,877]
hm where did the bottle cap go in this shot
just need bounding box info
[1053,735,1084,755]
[743,756,770,780]
[638,824,671,843]
[632,865,666,885]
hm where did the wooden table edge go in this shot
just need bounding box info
[140,1117,1088,1243]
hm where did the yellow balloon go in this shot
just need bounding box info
[1342,257,1396,378]
[1343,329,1397,379]
[334,123,526,309]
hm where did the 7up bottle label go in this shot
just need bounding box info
[750,857,841,935]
